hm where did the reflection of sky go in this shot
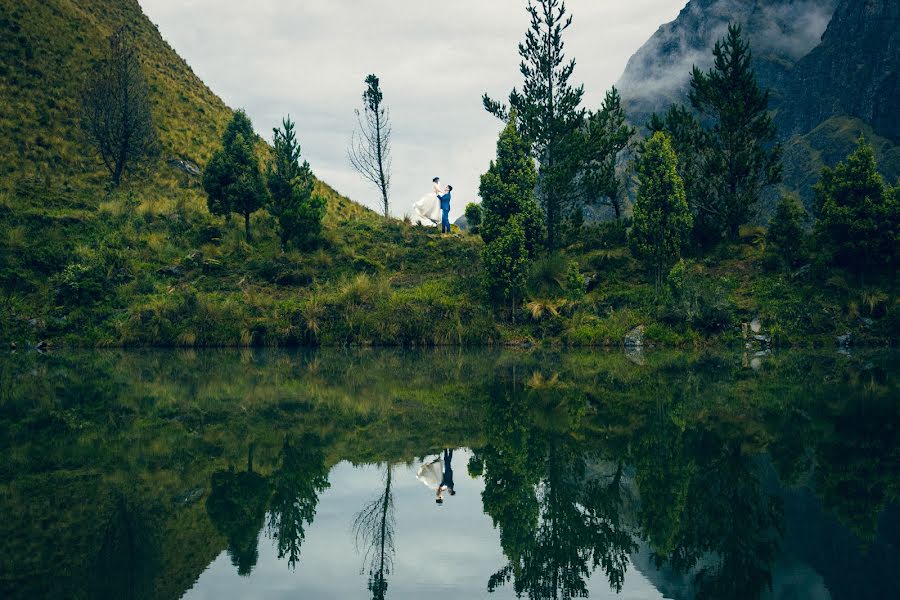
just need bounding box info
[183,449,666,599]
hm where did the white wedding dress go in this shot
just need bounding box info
[413,192,441,226]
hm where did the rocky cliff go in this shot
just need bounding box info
[778,0,900,141]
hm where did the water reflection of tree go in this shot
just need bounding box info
[92,493,160,600]
[267,435,331,569]
[472,378,635,599]
[206,445,270,576]
[353,464,395,600]
[633,397,783,600]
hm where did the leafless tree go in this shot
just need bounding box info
[348,74,392,217]
[352,465,395,600]
[82,29,158,187]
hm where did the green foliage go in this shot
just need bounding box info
[464,202,483,233]
[479,119,544,256]
[629,132,692,291]
[203,110,268,241]
[765,195,807,271]
[483,0,585,249]
[564,260,585,301]
[688,23,782,239]
[580,87,634,219]
[647,105,720,248]
[266,117,324,250]
[662,259,734,332]
[814,137,899,272]
[483,216,530,312]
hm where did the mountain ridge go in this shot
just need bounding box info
[615,0,899,210]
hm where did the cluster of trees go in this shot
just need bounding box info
[476,3,897,315]
[202,110,325,247]
[80,31,325,250]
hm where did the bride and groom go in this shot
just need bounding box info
[414,177,453,233]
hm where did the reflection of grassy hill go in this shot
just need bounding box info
[1,348,896,598]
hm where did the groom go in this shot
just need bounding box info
[438,185,453,234]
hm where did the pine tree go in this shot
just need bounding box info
[648,105,720,249]
[480,119,546,319]
[629,132,693,292]
[766,195,806,270]
[484,0,584,249]
[581,87,634,219]
[479,118,545,257]
[689,23,781,239]
[267,117,324,250]
[814,137,898,272]
[203,110,268,242]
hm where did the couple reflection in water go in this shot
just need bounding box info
[416,448,456,504]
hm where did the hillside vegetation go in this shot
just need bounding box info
[0,0,897,349]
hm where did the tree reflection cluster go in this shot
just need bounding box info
[0,349,896,599]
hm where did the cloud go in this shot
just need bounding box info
[617,0,837,122]
[140,0,686,219]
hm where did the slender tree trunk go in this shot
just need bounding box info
[244,213,251,242]
[375,111,388,217]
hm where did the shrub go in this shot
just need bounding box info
[661,259,734,332]
[565,260,585,300]
[464,203,482,234]
[527,252,569,297]
[765,195,807,271]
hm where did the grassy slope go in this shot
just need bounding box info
[0,0,494,347]
[0,1,896,349]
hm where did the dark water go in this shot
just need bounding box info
[0,349,897,600]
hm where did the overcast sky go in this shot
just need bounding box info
[140,0,686,220]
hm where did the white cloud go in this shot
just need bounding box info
[140,0,686,219]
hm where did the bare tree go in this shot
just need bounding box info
[348,74,392,217]
[352,465,395,600]
[82,29,158,187]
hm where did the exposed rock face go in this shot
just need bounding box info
[778,0,900,141]
[617,0,838,128]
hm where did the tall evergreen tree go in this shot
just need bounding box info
[648,105,720,248]
[203,110,268,242]
[484,0,585,249]
[629,132,693,292]
[267,117,324,250]
[479,119,545,319]
[689,23,781,239]
[814,137,899,272]
[479,119,545,256]
[581,87,634,219]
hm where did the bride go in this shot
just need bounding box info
[412,177,444,226]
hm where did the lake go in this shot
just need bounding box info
[0,349,897,599]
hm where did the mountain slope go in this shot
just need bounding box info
[777,0,900,141]
[616,0,838,129]
[0,0,230,186]
[616,0,899,210]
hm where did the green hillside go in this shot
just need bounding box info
[0,0,495,348]
[0,1,896,350]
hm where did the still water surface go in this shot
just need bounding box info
[0,349,897,599]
